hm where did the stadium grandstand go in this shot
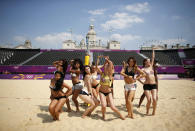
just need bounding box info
[0,46,194,79]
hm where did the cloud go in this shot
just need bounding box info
[34,32,83,48]
[101,12,143,30]
[110,33,142,49]
[90,18,96,22]
[88,9,106,15]
[125,2,150,13]
[13,36,27,43]
[111,33,141,42]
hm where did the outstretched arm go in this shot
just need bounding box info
[151,48,155,66]
[96,56,103,74]
[105,56,114,77]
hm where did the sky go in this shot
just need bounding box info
[0,0,195,49]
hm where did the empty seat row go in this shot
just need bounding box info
[0,48,40,65]
[183,48,195,59]
[93,51,144,65]
[140,50,182,65]
[25,50,86,65]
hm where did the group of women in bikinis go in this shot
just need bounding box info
[48,49,158,121]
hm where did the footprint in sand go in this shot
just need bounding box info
[188,96,195,100]
[170,97,176,99]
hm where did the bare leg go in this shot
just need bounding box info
[54,98,66,120]
[124,90,129,112]
[144,90,151,115]
[108,93,125,120]
[79,95,96,118]
[49,99,58,120]
[106,97,110,107]
[156,89,158,101]
[151,89,157,115]
[126,90,135,119]
[111,88,114,98]
[138,92,145,108]
[65,98,71,112]
[72,89,81,112]
[92,88,98,98]
[87,97,100,116]
[99,92,107,120]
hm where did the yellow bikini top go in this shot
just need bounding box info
[100,73,112,87]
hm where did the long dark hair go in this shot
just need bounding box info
[54,71,64,91]
[83,65,91,80]
[72,58,84,71]
[143,58,148,68]
[127,57,137,71]
[92,61,96,66]
[61,59,68,78]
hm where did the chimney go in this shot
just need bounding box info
[164,44,167,49]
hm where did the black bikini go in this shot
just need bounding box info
[100,91,112,96]
[54,96,66,100]
[125,67,135,78]
[143,84,157,90]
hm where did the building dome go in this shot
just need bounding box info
[87,25,96,35]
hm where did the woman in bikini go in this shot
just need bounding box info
[90,62,100,98]
[82,65,100,117]
[138,48,158,115]
[138,59,159,108]
[53,59,71,112]
[120,57,145,119]
[96,56,125,120]
[49,71,72,121]
[70,59,98,118]
[70,58,84,112]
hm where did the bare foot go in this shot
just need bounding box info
[102,115,105,121]
[56,118,59,121]
[146,110,149,115]
[152,111,155,115]
[53,118,57,121]
[76,108,80,112]
[126,114,133,119]
[87,112,91,116]
[120,115,126,120]
[81,115,86,119]
[66,109,72,112]
[126,114,131,118]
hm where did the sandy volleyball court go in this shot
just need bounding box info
[0,79,195,131]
